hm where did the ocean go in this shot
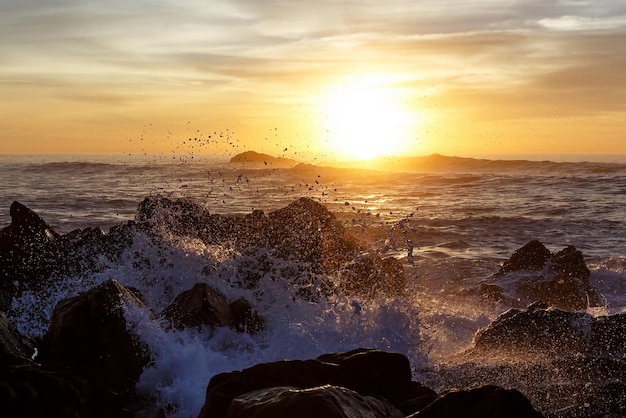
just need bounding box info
[1,153,625,417]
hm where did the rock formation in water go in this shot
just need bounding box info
[230,150,298,167]
[483,240,601,310]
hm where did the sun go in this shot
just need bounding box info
[319,76,416,160]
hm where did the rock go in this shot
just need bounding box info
[499,240,551,273]
[0,362,132,418]
[229,297,264,334]
[487,241,600,310]
[198,348,416,418]
[160,283,264,334]
[230,151,297,167]
[341,254,406,297]
[226,385,405,418]
[408,385,544,418]
[263,197,361,272]
[39,278,152,399]
[0,311,34,365]
[467,302,626,360]
[0,201,61,289]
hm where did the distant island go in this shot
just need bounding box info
[230,151,298,167]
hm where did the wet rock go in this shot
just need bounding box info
[486,241,600,310]
[0,201,61,290]
[39,278,152,399]
[408,385,544,418]
[198,348,416,418]
[161,283,264,334]
[341,254,406,297]
[0,311,34,365]
[229,297,264,334]
[499,240,551,273]
[0,363,132,418]
[226,385,405,418]
[467,302,626,360]
[263,197,361,271]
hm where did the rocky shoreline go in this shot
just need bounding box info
[1,197,624,417]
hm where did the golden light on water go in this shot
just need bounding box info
[318,76,418,160]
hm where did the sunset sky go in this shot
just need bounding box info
[1,0,625,160]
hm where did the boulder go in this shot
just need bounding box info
[487,241,600,310]
[0,363,132,418]
[0,311,34,365]
[160,283,233,331]
[263,197,362,271]
[467,301,626,360]
[407,385,544,418]
[226,385,405,418]
[341,254,406,297]
[160,283,264,334]
[39,278,152,399]
[198,348,417,418]
[0,201,61,289]
[499,240,551,273]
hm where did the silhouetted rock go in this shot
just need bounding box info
[199,348,543,418]
[0,312,34,365]
[39,278,152,400]
[499,240,551,273]
[341,254,405,297]
[407,385,544,418]
[198,348,416,418]
[226,385,405,418]
[230,151,297,167]
[486,241,600,310]
[0,201,61,293]
[466,301,626,360]
[229,297,264,334]
[0,363,132,418]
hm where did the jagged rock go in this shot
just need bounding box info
[407,385,544,418]
[160,283,264,334]
[0,363,132,418]
[39,278,152,399]
[229,297,264,334]
[486,241,600,310]
[255,197,361,272]
[0,201,61,288]
[0,312,34,365]
[341,254,405,297]
[499,240,551,273]
[226,385,405,418]
[466,302,626,359]
[198,348,416,418]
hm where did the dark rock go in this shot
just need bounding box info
[499,240,551,273]
[263,197,361,272]
[198,348,415,418]
[467,302,626,360]
[0,362,133,418]
[160,283,265,334]
[38,278,152,399]
[341,254,406,297]
[229,297,264,334]
[0,311,34,365]
[0,201,62,289]
[408,385,544,418]
[315,348,414,405]
[487,241,600,310]
[226,385,405,418]
[160,283,233,331]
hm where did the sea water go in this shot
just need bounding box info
[1,153,625,417]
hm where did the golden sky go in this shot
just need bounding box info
[1,0,625,160]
